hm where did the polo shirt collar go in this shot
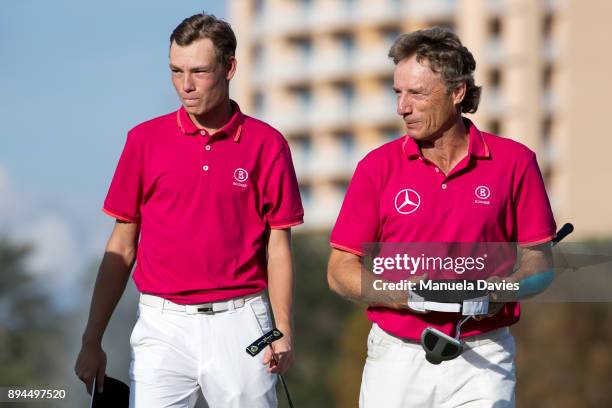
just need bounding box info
[176,99,245,142]
[402,117,490,160]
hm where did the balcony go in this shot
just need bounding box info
[353,44,396,76]
[252,4,314,38]
[486,36,504,66]
[351,0,403,26]
[481,88,504,117]
[402,0,457,20]
[351,95,399,126]
[303,200,340,230]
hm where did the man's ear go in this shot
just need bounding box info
[226,56,237,81]
[452,81,467,107]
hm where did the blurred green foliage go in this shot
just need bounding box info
[0,238,72,407]
[1,233,611,407]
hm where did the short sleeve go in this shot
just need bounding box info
[330,160,380,256]
[514,153,556,245]
[102,131,143,222]
[263,144,304,229]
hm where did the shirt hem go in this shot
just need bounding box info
[269,219,303,229]
[330,241,365,256]
[102,207,138,223]
[518,232,555,247]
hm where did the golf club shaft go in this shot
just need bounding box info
[269,346,295,408]
[279,374,294,408]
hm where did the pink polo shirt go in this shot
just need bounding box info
[104,100,303,304]
[330,118,556,340]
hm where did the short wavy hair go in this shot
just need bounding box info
[388,27,481,113]
[170,13,236,68]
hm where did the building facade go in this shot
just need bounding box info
[230,0,612,238]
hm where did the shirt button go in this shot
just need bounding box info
[205,145,211,151]
[441,183,447,189]
[202,165,209,171]
[200,130,206,136]
[434,168,440,173]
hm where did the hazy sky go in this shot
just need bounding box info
[0,0,225,306]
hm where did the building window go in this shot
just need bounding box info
[542,13,554,37]
[489,69,502,88]
[542,64,553,90]
[294,134,312,155]
[337,82,355,107]
[488,120,501,135]
[253,92,265,114]
[382,27,401,46]
[541,116,554,186]
[253,44,264,70]
[382,77,396,103]
[489,18,502,37]
[336,131,355,155]
[431,20,455,33]
[336,33,355,56]
[300,183,313,206]
[334,180,349,196]
[294,86,312,110]
[292,37,313,58]
[254,0,264,14]
[381,127,402,142]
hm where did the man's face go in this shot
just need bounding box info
[393,55,464,140]
[169,38,235,116]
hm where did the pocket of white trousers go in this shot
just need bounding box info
[248,297,273,335]
[366,328,393,361]
[129,320,140,348]
[129,304,147,348]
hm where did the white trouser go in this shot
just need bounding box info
[360,323,516,408]
[128,293,277,408]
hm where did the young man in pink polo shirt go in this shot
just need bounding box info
[75,14,303,407]
[328,28,556,407]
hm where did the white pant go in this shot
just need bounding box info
[360,324,516,408]
[128,294,277,408]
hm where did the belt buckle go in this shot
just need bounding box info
[195,304,214,314]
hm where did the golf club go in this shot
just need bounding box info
[420,223,574,364]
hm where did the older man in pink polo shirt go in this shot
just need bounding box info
[75,14,303,408]
[328,28,556,407]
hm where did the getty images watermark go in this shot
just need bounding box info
[357,240,612,303]
[371,252,519,292]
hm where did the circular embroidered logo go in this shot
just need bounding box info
[234,168,249,183]
[394,189,421,215]
[475,186,491,200]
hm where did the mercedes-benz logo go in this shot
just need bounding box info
[394,189,421,214]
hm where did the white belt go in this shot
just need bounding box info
[408,290,489,315]
[139,293,262,314]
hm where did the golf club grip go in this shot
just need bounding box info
[552,223,574,246]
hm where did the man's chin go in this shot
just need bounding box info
[183,105,206,116]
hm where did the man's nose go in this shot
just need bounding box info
[183,74,195,92]
[397,95,413,116]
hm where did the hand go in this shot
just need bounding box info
[474,276,508,321]
[262,335,294,375]
[404,273,429,313]
[74,342,107,394]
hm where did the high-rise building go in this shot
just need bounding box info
[230,0,612,238]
